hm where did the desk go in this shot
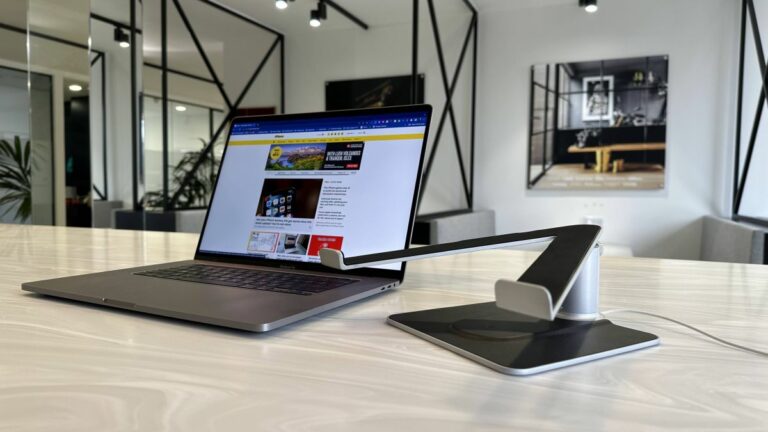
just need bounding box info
[1,224,767,431]
[568,142,666,173]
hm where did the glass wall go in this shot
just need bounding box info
[0,66,38,224]
[89,0,143,228]
[139,0,279,227]
[2,1,474,231]
[142,95,223,209]
[25,0,90,226]
[0,0,55,225]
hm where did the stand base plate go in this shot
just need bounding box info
[388,302,659,376]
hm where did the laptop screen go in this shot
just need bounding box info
[198,108,430,271]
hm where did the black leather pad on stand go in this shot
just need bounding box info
[388,302,659,376]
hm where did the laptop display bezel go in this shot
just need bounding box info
[193,105,433,282]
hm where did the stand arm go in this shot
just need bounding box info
[320,224,601,321]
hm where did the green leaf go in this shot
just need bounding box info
[0,136,32,221]
[23,139,30,170]
[13,137,22,166]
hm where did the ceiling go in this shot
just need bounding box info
[3,0,585,57]
[2,0,583,90]
[89,0,483,90]
[13,0,483,42]
[29,0,90,43]
[220,0,471,32]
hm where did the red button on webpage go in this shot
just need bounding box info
[308,235,344,256]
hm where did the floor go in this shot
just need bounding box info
[532,163,665,190]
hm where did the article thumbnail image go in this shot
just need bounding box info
[255,178,323,219]
[266,144,326,171]
[246,231,279,253]
[276,233,310,255]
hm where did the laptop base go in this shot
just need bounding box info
[387,302,659,376]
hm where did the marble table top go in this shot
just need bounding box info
[1,224,767,431]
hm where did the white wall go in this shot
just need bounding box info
[473,0,739,259]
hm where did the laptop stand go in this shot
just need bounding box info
[320,225,659,375]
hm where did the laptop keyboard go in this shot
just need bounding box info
[136,264,356,296]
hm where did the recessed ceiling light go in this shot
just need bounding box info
[275,0,288,10]
[175,105,187,112]
[68,84,83,92]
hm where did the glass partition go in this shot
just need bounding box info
[734,1,768,225]
[89,0,143,229]
[139,0,281,233]
[0,0,56,225]
[26,0,90,226]
[79,0,473,232]
[142,94,223,209]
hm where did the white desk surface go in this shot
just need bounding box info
[1,224,767,431]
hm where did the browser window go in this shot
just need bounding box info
[199,111,428,270]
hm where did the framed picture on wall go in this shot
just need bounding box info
[527,56,668,191]
[325,74,424,110]
[582,75,614,122]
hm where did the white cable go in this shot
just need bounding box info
[601,309,768,358]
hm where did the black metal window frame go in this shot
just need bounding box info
[90,10,240,205]
[163,0,286,211]
[89,51,108,200]
[733,0,768,228]
[413,0,478,212]
[108,0,286,212]
[527,64,559,188]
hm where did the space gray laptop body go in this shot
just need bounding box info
[23,105,432,332]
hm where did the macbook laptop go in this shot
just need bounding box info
[22,105,432,332]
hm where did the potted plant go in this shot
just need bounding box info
[143,138,218,210]
[0,136,32,222]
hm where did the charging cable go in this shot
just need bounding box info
[601,309,768,358]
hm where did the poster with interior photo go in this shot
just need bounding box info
[527,55,668,191]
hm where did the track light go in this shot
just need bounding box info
[309,10,321,27]
[579,0,598,13]
[275,0,288,10]
[114,27,130,48]
[582,0,598,12]
[309,1,327,28]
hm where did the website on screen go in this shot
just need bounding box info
[198,112,428,270]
